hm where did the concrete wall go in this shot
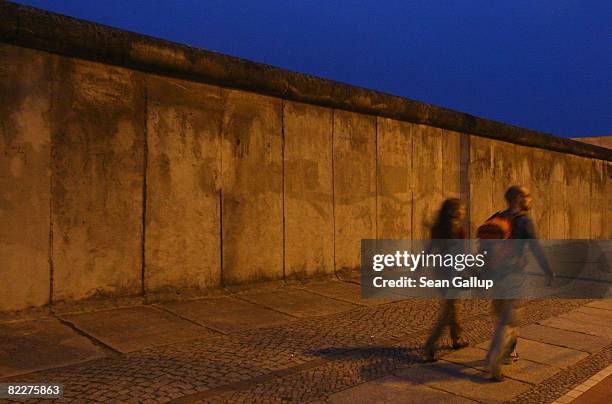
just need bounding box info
[145,75,222,293]
[51,56,145,302]
[284,101,334,278]
[1,35,610,311]
[0,45,51,311]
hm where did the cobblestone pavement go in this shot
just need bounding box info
[200,300,595,404]
[1,293,603,403]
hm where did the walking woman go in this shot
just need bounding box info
[423,198,469,362]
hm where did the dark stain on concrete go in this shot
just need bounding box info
[156,153,172,194]
[198,158,218,195]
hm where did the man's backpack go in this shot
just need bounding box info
[477,212,518,239]
[477,211,525,269]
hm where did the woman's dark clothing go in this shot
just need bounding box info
[424,225,468,359]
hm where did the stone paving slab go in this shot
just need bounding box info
[440,347,487,368]
[540,316,612,339]
[585,300,612,311]
[60,306,215,353]
[575,306,612,322]
[519,324,610,353]
[326,375,477,403]
[477,338,588,369]
[497,355,561,385]
[297,280,391,306]
[0,317,106,378]
[159,296,295,334]
[235,287,358,317]
[558,309,612,327]
[442,346,560,384]
[394,360,531,403]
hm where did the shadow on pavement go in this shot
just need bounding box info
[308,345,494,385]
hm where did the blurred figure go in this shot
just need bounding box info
[482,185,554,381]
[423,198,469,362]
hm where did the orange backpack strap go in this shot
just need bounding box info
[486,211,502,221]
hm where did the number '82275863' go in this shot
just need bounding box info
[0,384,63,398]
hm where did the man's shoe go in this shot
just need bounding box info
[503,351,520,365]
[490,367,505,382]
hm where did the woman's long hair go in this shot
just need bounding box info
[431,198,464,239]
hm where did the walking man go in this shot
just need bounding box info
[484,185,554,381]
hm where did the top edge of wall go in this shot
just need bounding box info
[1,1,610,162]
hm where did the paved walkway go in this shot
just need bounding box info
[0,277,610,403]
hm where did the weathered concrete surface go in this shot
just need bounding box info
[160,296,294,333]
[333,110,376,272]
[221,90,283,284]
[471,138,556,239]
[524,146,552,239]
[492,140,522,213]
[0,44,51,311]
[467,136,493,237]
[606,161,612,239]
[283,101,334,278]
[549,150,570,239]
[60,306,214,353]
[412,125,447,239]
[236,287,358,317]
[51,57,144,302]
[443,129,462,199]
[395,360,531,402]
[519,324,609,353]
[0,317,105,378]
[567,154,592,239]
[328,375,477,403]
[376,117,413,239]
[145,76,222,293]
[589,160,605,239]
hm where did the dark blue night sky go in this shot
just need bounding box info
[16,1,612,138]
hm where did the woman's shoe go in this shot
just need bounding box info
[452,337,469,349]
[423,344,438,362]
